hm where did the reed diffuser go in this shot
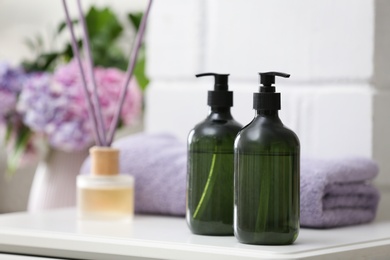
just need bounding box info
[60,0,153,221]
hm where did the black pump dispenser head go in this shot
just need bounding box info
[254,72,290,110]
[196,73,233,107]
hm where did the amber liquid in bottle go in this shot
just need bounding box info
[77,147,134,222]
[77,176,134,221]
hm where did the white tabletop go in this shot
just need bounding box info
[0,207,389,260]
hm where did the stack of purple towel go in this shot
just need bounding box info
[300,158,380,228]
[80,133,380,228]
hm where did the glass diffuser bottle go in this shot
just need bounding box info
[77,147,134,221]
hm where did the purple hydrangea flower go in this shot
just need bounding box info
[17,72,92,151]
[0,61,25,93]
[17,73,68,132]
[0,62,26,122]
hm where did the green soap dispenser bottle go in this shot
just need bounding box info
[234,72,300,245]
[187,73,243,235]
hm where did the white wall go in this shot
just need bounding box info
[145,0,390,188]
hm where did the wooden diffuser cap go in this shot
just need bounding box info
[90,146,119,176]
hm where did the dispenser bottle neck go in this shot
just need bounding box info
[255,110,282,123]
[208,107,233,120]
[257,110,279,116]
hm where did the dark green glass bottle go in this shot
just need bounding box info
[187,73,242,235]
[234,72,300,245]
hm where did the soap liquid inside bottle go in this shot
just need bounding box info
[187,150,234,235]
[235,152,299,245]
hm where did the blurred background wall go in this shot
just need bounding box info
[1,0,390,212]
[145,0,390,188]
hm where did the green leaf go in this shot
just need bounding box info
[36,34,43,49]
[127,12,149,90]
[133,46,149,91]
[83,7,126,68]
[57,19,79,34]
[38,53,61,71]
[62,40,83,61]
[128,12,143,31]
[6,125,33,176]
[24,38,36,52]
[22,52,61,73]
[193,150,219,219]
[86,7,123,43]
[5,121,13,144]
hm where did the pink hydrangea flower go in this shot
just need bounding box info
[17,60,142,151]
[93,67,142,127]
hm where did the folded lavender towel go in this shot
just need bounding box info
[300,158,380,228]
[80,133,187,215]
[81,133,381,228]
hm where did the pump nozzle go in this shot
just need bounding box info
[196,73,230,91]
[259,72,290,87]
[195,72,232,107]
[254,71,291,110]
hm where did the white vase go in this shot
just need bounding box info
[27,148,89,212]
